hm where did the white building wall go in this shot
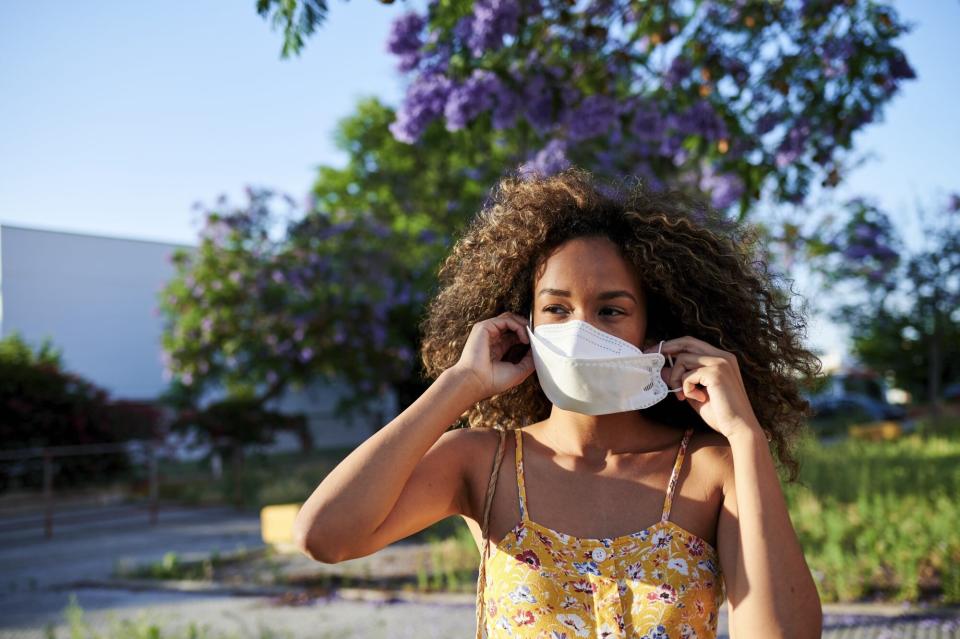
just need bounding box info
[0,223,388,451]
[0,224,182,400]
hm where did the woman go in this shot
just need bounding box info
[293,167,823,638]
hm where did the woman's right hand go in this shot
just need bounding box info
[449,311,535,401]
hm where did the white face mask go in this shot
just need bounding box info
[525,313,683,415]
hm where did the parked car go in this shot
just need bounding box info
[943,381,960,403]
[807,394,914,440]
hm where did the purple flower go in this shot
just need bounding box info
[519,139,570,178]
[852,224,878,241]
[318,220,355,241]
[755,111,783,136]
[460,0,520,58]
[675,100,728,141]
[888,51,915,80]
[390,72,453,143]
[631,163,665,192]
[444,69,501,131]
[722,56,750,86]
[700,166,745,210]
[488,74,522,130]
[202,219,231,245]
[386,12,426,71]
[842,245,870,260]
[371,324,387,348]
[369,221,391,239]
[665,56,693,88]
[417,228,438,244]
[822,35,856,63]
[522,74,554,135]
[626,99,664,143]
[658,132,685,158]
[566,94,618,141]
[775,119,811,168]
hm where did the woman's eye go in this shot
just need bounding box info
[542,306,623,316]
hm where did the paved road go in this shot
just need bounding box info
[0,500,263,592]
[1,500,957,638]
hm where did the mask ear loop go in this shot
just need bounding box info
[658,339,685,394]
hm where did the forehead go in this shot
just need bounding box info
[535,236,641,291]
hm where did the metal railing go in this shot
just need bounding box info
[0,440,161,539]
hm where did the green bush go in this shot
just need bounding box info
[0,332,163,491]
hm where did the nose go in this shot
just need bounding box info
[570,312,605,334]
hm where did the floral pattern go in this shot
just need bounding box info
[478,428,725,639]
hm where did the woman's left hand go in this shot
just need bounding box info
[643,336,761,439]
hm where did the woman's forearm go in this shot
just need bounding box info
[727,421,822,638]
[292,366,482,561]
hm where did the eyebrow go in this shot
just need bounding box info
[536,288,639,304]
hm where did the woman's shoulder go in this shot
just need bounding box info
[688,428,732,456]
[686,428,734,490]
[441,426,516,518]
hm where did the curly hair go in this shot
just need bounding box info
[419,166,822,478]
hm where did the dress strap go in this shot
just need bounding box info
[514,429,529,521]
[661,428,694,523]
[476,427,507,639]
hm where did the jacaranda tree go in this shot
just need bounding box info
[159,186,418,438]
[160,97,524,421]
[262,0,914,218]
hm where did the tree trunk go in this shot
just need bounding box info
[232,444,244,510]
[927,292,943,420]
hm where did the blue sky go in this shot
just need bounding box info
[2,1,958,365]
[0,1,417,244]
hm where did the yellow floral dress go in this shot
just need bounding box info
[476,428,724,639]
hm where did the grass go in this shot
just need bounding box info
[112,547,270,581]
[416,517,479,593]
[786,414,960,603]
